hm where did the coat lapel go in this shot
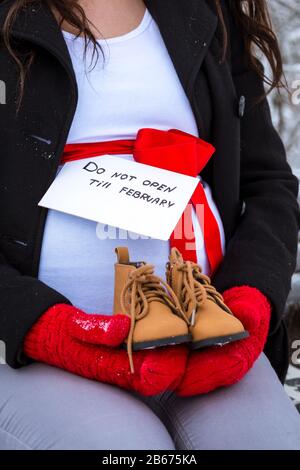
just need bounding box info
[0,0,76,86]
[144,0,218,98]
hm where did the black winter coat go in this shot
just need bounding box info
[0,0,299,382]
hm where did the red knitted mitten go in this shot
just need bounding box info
[176,286,271,396]
[24,304,188,396]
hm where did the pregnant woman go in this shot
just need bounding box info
[0,0,300,450]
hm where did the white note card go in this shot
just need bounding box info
[39,155,199,240]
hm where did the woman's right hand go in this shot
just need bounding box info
[24,304,187,396]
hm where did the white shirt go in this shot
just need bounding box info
[38,9,225,313]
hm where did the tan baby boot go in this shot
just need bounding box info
[166,248,248,349]
[113,247,191,372]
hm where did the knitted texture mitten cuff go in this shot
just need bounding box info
[176,286,271,396]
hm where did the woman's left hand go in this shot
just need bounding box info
[176,286,271,397]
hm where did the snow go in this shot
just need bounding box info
[267,1,300,407]
[268,1,300,173]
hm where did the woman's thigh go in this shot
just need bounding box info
[146,354,300,450]
[0,363,174,450]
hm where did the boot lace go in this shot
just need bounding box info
[120,263,186,373]
[174,261,232,325]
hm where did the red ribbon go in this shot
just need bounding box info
[62,128,223,274]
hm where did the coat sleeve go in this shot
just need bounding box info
[0,6,73,369]
[213,1,300,335]
[0,250,72,368]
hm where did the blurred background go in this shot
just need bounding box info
[267,0,300,409]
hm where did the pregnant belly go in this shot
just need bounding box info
[38,177,224,313]
[38,209,170,313]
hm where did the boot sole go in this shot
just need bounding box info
[189,330,249,350]
[122,334,192,351]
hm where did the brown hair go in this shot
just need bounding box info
[1,0,285,104]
